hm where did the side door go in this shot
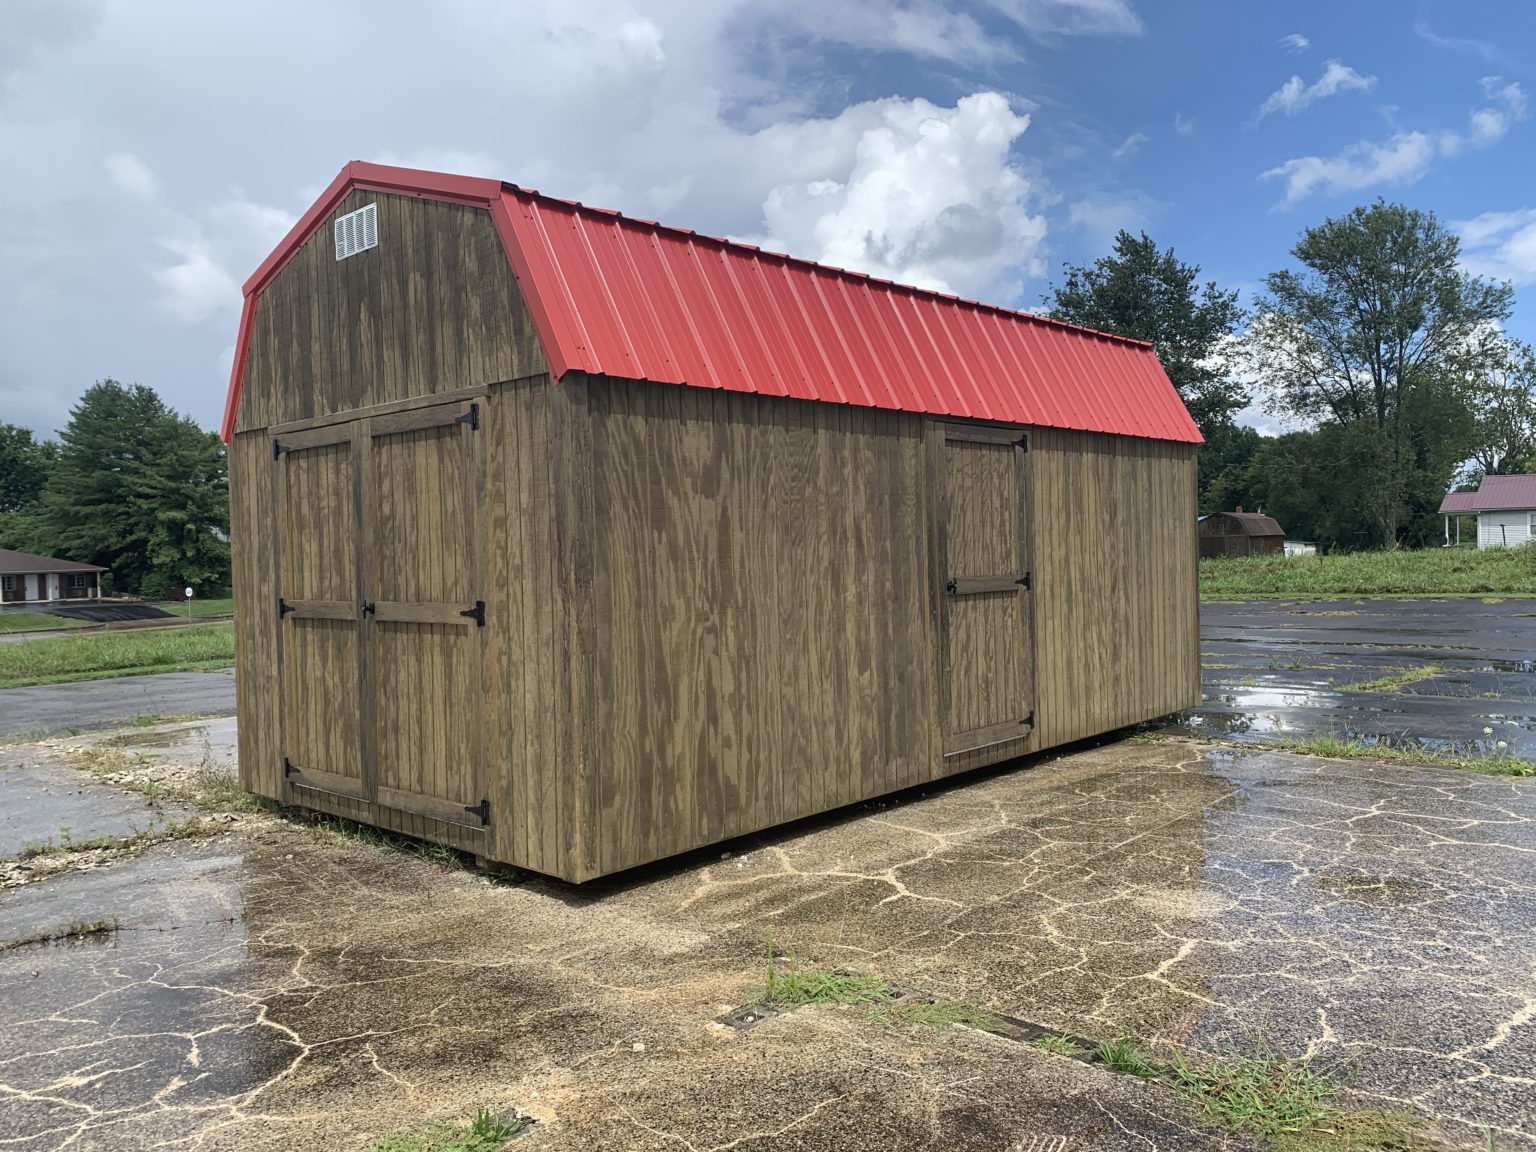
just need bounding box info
[273,422,368,799]
[933,423,1034,757]
[361,400,490,830]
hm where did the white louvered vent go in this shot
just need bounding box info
[334,203,378,261]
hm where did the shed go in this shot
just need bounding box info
[1439,476,1536,548]
[0,548,106,603]
[1198,510,1285,559]
[223,162,1203,882]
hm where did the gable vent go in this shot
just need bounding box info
[334,203,378,261]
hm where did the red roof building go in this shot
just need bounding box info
[1439,475,1536,549]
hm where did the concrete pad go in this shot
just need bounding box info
[0,736,1530,1150]
[0,747,188,860]
[0,669,236,740]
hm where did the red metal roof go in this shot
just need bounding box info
[1439,475,1536,513]
[221,162,1201,444]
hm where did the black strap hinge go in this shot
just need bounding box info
[279,598,294,618]
[361,599,376,617]
[1016,572,1031,590]
[465,799,490,826]
[460,600,485,626]
[456,403,480,431]
[945,579,957,595]
[1013,434,1028,451]
[273,440,289,460]
[1023,711,1035,728]
[283,757,298,778]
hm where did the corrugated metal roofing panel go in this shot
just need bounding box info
[221,163,1202,444]
[1440,475,1536,512]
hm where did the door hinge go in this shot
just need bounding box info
[945,579,958,595]
[1016,572,1031,590]
[1013,434,1028,451]
[273,440,289,460]
[278,598,295,618]
[460,600,485,626]
[456,402,480,431]
[464,798,490,826]
[361,599,376,617]
[1023,711,1035,728]
[283,757,298,778]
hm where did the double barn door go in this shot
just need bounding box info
[272,398,489,830]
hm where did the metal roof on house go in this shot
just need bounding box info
[221,163,1202,445]
[0,548,105,575]
[1206,512,1284,537]
[1438,474,1536,513]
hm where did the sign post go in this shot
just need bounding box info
[184,586,194,622]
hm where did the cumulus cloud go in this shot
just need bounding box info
[1456,207,1536,286]
[1253,60,1375,123]
[748,93,1048,296]
[1279,33,1309,53]
[1067,194,1154,248]
[1261,79,1528,206]
[152,192,295,323]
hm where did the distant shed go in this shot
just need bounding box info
[1199,510,1285,559]
[223,161,1204,882]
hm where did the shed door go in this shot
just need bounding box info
[934,424,1034,756]
[273,423,368,799]
[361,401,489,829]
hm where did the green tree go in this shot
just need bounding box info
[1049,230,1248,437]
[37,380,229,595]
[1460,337,1536,476]
[1249,200,1512,547]
[0,423,55,513]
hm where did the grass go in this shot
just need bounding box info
[0,611,87,634]
[9,817,221,880]
[871,998,1001,1031]
[149,597,234,619]
[0,623,234,687]
[1271,733,1534,778]
[368,1109,524,1152]
[1095,1037,1161,1078]
[1030,1033,1085,1057]
[308,813,469,869]
[1342,665,1445,693]
[1200,545,1536,598]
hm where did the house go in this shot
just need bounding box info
[0,548,105,604]
[222,162,1203,882]
[1198,509,1285,559]
[1439,475,1536,548]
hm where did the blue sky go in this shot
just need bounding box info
[1,0,1532,438]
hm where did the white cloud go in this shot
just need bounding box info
[1279,33,1309,54]
[152,191,295,324]
[1067,194,1154,247]
[1456,207,1536,286]
[1253,60,1375,123]
[1261,79,1528,206]
[747,92,1049,297]
[104,150,156,198]
[1413,19,1499,64]
[1112,131,1148,157]
[1172,112,1194,135]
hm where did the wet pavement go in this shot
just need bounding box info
[1,727,1532,1150]
[1176,598,1536,759]
[0,669,236,741]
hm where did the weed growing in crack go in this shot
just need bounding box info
[756,933,892,1008]
[1029,1033,1084,1057]
[1167,1048,1336,1136]
[870,999,1000,1031]
[1342,665,1445,694]
[1095,1037,1160,1078]
[367,1108,525,1152]
[308,815,471,871]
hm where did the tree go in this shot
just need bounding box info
[1049,230,1248,437]
[0,423,54,513]
[36,380,229,595]
[1460,338,1536,476]
[1249,200,1512,547]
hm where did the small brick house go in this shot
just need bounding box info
[0,548,106,603]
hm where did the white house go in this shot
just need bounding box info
[1439,475,1536,548]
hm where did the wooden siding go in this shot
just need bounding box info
[231,430,280,799]
[1030,428,1200,749]
[233,189,545,433]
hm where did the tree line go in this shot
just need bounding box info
[1050,201,1536,550]
[0,381,229,597]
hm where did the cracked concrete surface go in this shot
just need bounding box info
[0,730,1532,1149]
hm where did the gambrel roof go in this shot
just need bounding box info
[222,162,1202,446]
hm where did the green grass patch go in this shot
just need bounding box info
[0,612,88,634]
[871,998,1001,1031]
[149,598,234,618]
[1029,1033,1085,1057]
[1200,545,1536,598]
[0,623,233,687]
[1271,734,1533,778]
[1342,665,1445,693]
[1095,1037,1161,1078]
[368,1109,524,1152]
